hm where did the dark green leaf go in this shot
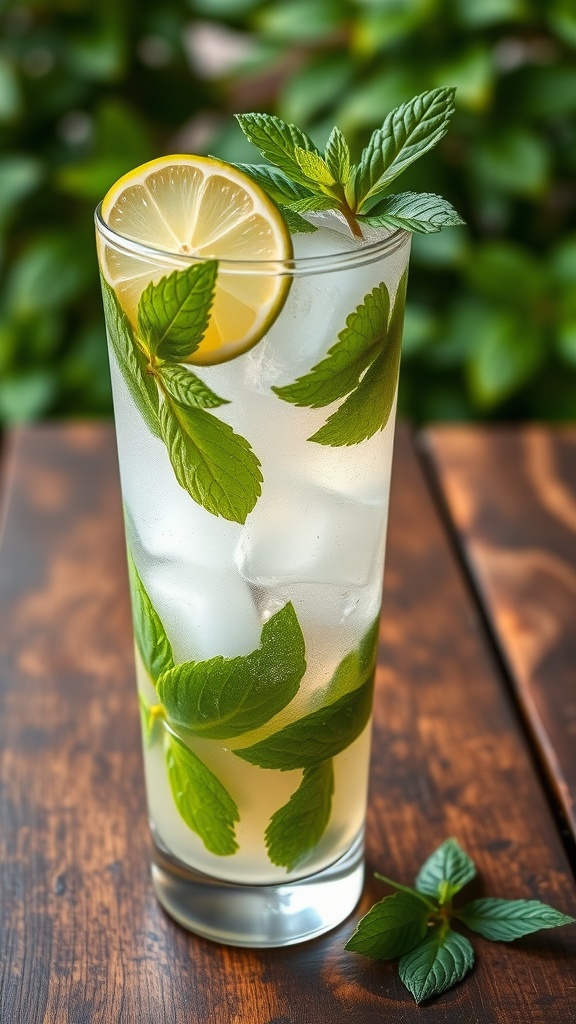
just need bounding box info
[415,837,476,900]
[359,615,380,674]
[234,671,374,770]
[100,276,161,438]
[345,891,431,959]
[355,88,456,209]
[265,760,334,870]
[235,112,320,188]
[286,195,335,214]
[231,162,313,205]
[273,282,391,408]
[321,616,379,704]
[282,208,319,233]
[157,602,306,739]
[126,546,174,683]
[166,733,239,855]
[159,398,262,523]
[137,262,218,362]
[359,193,464,234]
[324,126,351,183]
[310,271,407,445]
[159,364,228,409]
[457,898,576,942]
[399,928,474,1004]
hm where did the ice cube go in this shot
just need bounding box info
[236,480,386,589]
[135,553,262,662]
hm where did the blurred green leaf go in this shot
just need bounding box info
[280,55,352,126]
[353,0,439,54]
[402,303,437,358]
[508,65,576,118]
[549,1,576,48]
[453,0,529,28]
[473,130,549,197]
[0,156,42,230]
[466,309,544,408]
[6,233,93,316]
[411,227,469,267]
[337,69,424,134]
[255,0,346,41]
[66,21,126,82]
[0,373,56,423]
[432,45,493,112]
[0,55,21,121]
[465,243,542,307]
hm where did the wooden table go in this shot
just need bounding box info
[0,423,574,1024]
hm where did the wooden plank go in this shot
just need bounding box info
[424,425,576,844]
[0,423,574,1024]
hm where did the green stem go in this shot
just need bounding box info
[374,872,438,912]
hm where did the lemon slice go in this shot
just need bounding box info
[99,155,293,365]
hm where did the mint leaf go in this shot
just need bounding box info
[457,898,576,942]
[399,928,474,1004]
[324,126,351,184]
[235,113,320,190]
[416,838,476,901]
[127,547,174,683]
[137,261,218,362]
[159,397,262,523]
[265,760,334,871]
[273,283,391,409]
[309,271,407,446]
[232,162,313,206]
[359,615,380,674]
[294,147,337,190]
[166,732,239,855]
[354,88,456,211]
[234,671,374,770]
[359,192,465,234]
[282,208,318,233]
[159,363,228,409]
[321,616,379,705]
[100,276,160,438]
[286,195,335,214]
[157,602,306,739]
[345,892,430,960]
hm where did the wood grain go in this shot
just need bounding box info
[0,423,574,1024]
[424,425,576,844]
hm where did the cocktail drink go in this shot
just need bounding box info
[96,92,461,946]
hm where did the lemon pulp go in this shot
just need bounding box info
[99,155,293,365]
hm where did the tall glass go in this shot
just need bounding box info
[96,205,410,947]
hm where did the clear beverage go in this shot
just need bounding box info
[96,178,410,945]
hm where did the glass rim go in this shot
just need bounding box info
[94,202,410,277]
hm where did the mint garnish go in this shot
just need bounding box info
[165,731,240,856]
[265,760,334,871]
[235,88,463,238]
[157,602,306,739]
[346,837,575,1004]
[127,548,174,683]
[273,273,407,446]
[101,263,262,523]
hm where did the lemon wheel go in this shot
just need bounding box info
[98,155,293,365]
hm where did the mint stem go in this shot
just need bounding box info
[374,872,437,911]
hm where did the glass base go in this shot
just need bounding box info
[150,830,365,948]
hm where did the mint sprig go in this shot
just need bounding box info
[346,837,575,1004]
[235,89,463,238]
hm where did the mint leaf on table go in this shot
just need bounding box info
[345,836,575,1005]
[265,760,334,871]
[166,732,239,856]
[159,363,228,409]
[127,546,174,683]
[157,602,306,739]
[345,892,431,960]
[235,89,461,238]
[399,928,474,1004]
[358,192,464,234]
[274,272,407,447]
[416,837,476,901]
[100,276,160,438]
[158,398,262,523]
[456,899,576,942]
[137,261,217,362]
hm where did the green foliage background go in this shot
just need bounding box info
[1,0,575,423]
